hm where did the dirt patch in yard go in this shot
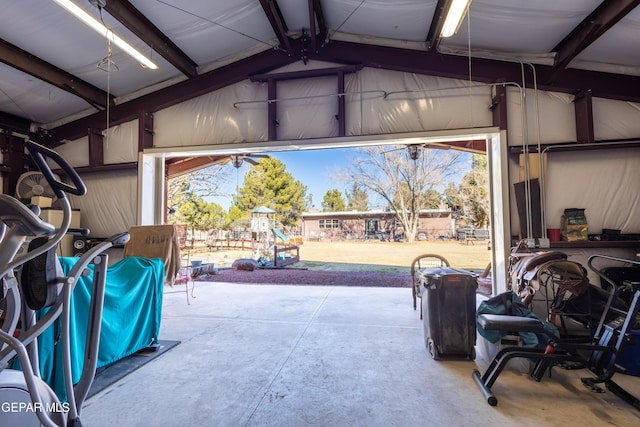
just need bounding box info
[195,267,411,288]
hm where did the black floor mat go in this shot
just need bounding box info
[87,340,180,398]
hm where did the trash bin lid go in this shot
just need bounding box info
[419,266,476,277]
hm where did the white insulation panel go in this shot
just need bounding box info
[67,169,138,238]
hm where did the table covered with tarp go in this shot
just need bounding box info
[36,256,164,399]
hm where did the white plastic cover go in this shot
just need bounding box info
[346,68,492,135]
[593,98,640,140]
[104,120,139,164]
[544,148,640,233]
[154,65,493,147]
[53,137,90,168]
[510,146,640,240]
[276,76,340,140]
[67,170,137,238]
[506,87,576,146]
[154,81,268,147]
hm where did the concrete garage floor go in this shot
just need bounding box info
[82,283,640,427]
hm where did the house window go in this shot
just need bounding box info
[319,219,340,229]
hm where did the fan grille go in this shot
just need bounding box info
[15,171,58,200]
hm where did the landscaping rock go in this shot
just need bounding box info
[232,258,258,271]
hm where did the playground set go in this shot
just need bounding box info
[249,206,300,267]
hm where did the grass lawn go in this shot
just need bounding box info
[192,239,491,273]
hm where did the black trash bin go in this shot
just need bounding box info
[419,266,477,360]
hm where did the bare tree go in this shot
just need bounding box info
[168,165,232,212]
[340,145,465,243]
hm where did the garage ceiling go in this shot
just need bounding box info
[1,0,640,142]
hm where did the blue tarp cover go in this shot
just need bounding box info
[37,256,164,399]
[476,291,559,349]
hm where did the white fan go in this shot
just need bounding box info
[15,171,59,200]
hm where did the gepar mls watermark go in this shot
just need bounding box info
[1,401,70,414]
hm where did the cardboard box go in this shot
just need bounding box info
[31,196,52,208]
[38,209,81,256]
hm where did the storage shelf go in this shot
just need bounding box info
[549,240,640,249]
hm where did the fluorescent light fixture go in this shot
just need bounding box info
[52,0,158,69]
[440,0,471,38]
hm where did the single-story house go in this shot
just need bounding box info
[302,208,454,241]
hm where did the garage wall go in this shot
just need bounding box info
[545,148,640,232]
[505,86,640,241]
[153,64,494,147]
[54,120,139,237]
[54,64,640,242]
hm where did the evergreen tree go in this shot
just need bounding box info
[232,157,308,227]
[444,154,489,228]
[322,189,346,212]
[169,194,225,233]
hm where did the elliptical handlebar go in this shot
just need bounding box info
[24,140,86,198]
[0,141,104,426]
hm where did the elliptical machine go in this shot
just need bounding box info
[0,140,129,427]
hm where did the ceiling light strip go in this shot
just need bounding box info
[441,0,471,38]
[52,0,158,69]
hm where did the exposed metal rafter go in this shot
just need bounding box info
[551,0,640,75]
[425,0,451,52]
[250,65,361,82]
[46,36,640,145]
[49,44,301,143]
[102,0,198,78]
[308,0,328,54]
[0,111,32,136]
[312,40,640,103]
[0,38,112,110]
[259,0,294,55]
[574,89,595,144]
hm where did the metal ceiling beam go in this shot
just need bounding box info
[308,0,327,54]
[312,40,640,103]
[103,0,198,78]
[0,111,31,136]
[49,44,301,142]
[425,0,451,52]
[0,38,112,110]
[250,65,361,82]
[46,38,640,145]
[551,0,640,74]
[259,0,294,55]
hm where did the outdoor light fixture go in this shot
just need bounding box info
[52,0,158,69]
[440,0,472,38]
[408,145,421,160]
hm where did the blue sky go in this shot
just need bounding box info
[212,147,358,210]
[271,148,357,209]
[211,147,473,211]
